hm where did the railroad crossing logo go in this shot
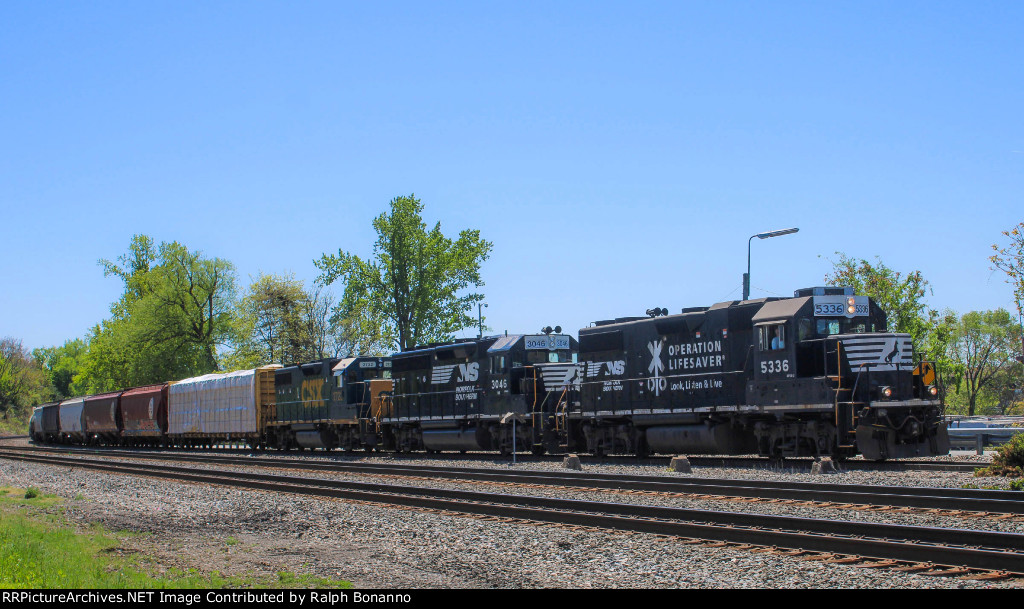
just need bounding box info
[647,339,667,396]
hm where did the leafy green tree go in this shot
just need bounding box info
[991,222,1024,320]
[231,273,335,366]
[140,241,237,371]
[99,234,158,312]
[74,236,239,391]
[985,362,1024,416]
[0,337,52,422]
[32,339,87,398]
[945,309,1021,416]
[824,253,933,348]
[315,195,493,352]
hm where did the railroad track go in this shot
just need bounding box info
[13,439,987,471]
[2,448,1023,579]
[5,445,1021,517]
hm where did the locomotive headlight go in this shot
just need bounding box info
[846,297,856,315]
[927,385,938,397]
[880,386,892,398]
[847,305,856,314]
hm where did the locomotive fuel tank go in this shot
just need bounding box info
[644,423,757,454]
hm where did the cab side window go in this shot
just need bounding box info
[760,324,786,351]
[490,355,506,374]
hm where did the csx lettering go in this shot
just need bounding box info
[301,379,323,404]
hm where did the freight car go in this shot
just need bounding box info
[39,402,61,443]
[83,391,122,445]
[58,397,85,444]
[120,384,169,446]
[28,406,44,443]
[166,366,280,448]
[381,332,580,454]
[267,356,391,451]
[571,287,948,460]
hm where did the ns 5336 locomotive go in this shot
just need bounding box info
[570,287,949,460]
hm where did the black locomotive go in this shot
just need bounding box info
[380,332,579,455]
[569,287,948,460]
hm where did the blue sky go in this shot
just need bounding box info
[2,1,1021,350]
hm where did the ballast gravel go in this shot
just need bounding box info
[0,442,1020,589]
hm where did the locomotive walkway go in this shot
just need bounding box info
[2,447,1023,578]
[4,445,1020,516]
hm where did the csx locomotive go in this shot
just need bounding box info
[29,287,949,460]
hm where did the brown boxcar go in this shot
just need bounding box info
[121,384,168,445]
[83,391,123,445]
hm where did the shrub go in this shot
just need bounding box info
[974,432,1024,478]
[24,487,40,499]
[993,432,1024,469]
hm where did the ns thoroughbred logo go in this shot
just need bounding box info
[431,363,480,385]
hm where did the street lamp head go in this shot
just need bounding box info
[744,227,800,301]
[756,227,799,240]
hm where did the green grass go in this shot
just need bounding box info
[0,487,352,589]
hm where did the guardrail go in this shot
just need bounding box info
[946,427,1023,455]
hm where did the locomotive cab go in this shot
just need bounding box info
[748,287,948,459]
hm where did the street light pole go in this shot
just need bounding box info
[478,302,488,338]
[743,228,799,301]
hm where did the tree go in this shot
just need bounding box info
[945,309,1021,416]
[32,339,87,398]
[824,254,933,348]
[991,222,1024,320]
[986,362,1024,416]
[315,195,493,352]
[140,241,237,371]
[0,337,52,421]
[231,273,335,366]
[74,236,239,391]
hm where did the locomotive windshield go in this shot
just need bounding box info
[525,349,576,364]
[812,317,875,336]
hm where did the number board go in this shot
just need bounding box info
[524,335,572,350]
[812,295,869,318]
